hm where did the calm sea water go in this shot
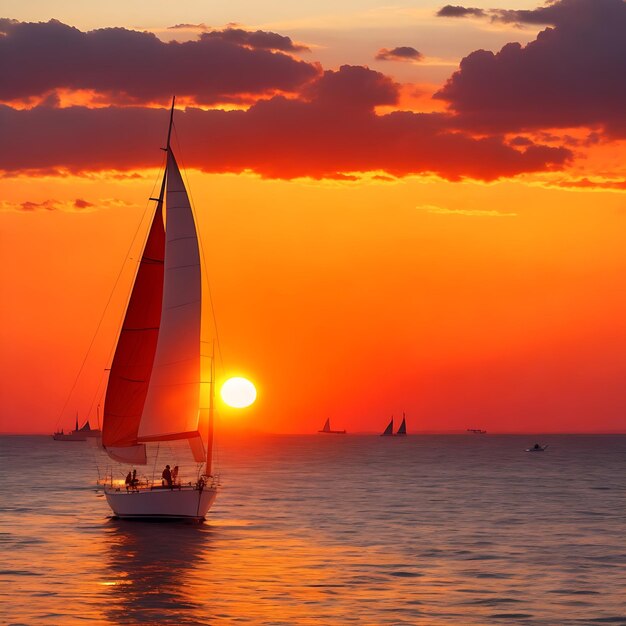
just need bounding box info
[1,434,625,625]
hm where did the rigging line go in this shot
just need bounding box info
[171,120,225,373]
[54,160,166,430]
[85,367,107,428]
[213,409,221,474]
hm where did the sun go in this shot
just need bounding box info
[220,377,257,408]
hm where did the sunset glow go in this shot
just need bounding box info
[0,0,625,436]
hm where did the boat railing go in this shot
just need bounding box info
[101,476,218,492]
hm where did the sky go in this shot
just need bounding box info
[1,0,625,434]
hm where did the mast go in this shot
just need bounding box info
[166,95,175,151]
[205,343,215,477]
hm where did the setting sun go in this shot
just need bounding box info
[220,377,257,409]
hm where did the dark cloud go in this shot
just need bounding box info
[74,198,93,209]
[0,65,571,182]
[200,28,309,52]
[0,19,318,105]
[435,0,626,138]
[436,5,486,17]
[436,0,621,24]
[375,46,424,62]
[484,0,624,26]
[303,65,399,109]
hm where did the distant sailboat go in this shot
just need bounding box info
[99,98,218,520]
[52,413,87,441]
[318,418,346,434]
[381,416,394,436]
[54,406,101,441]
[396,413,407,436]
[77,421,101,437]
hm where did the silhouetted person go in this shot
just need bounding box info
[131,469,138,487]
[125,471,132,491]
[171,465,179,485]
[162,464,172,488]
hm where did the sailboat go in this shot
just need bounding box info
[381,416,394,436]
[100,98,218,521]
[318,418,346,434]
[77,420,101,438]
[53,413,87,441]
[396,413,407,436]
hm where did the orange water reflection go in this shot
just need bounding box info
[4,435,626,625]
[99,518,471,625]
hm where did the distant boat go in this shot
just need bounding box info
[318,418,346,434]
[77,420,101,438]
[467,428,487,434]
[526,443,548,452]
[396,413,407,436]
[381,416,394,436]
[52,413,87,441]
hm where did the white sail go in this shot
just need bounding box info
[138,149,204,461]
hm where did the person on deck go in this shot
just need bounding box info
[162,465,172,488]
[171,466,179,485]
[125,471,132,491]
[131,469,138,487]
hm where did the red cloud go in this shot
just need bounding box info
[0,19,318,105]
[435,0,626,138]
[2,15,602,182]
[0,66,570,182]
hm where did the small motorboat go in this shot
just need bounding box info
[525,443,548,452]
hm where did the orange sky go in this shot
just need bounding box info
[1,1,625,434]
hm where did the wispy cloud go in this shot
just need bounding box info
[0,197,134,212]
[416,204,517,216]
[167,23,210,31]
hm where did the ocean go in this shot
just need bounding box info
[1,434,625,625]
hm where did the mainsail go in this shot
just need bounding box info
[102,129,204,464]
[321,418,330,433]
[101,181,165,464]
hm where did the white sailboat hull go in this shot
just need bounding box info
[104,485,217,521]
